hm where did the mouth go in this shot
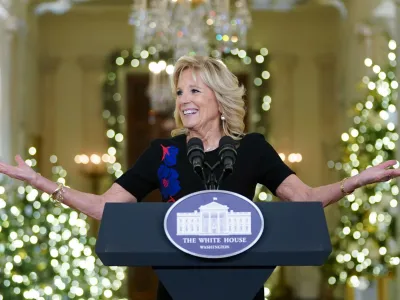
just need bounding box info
[183,109,199,116]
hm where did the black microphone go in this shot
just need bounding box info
[187,137,206,182]
[216,136,237,189]
[218,136,237,174]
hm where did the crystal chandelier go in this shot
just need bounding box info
[128,0,252,114]
[147,60,176,114]
[0,0,11,20]
[34,0,91,15]
[129,0,252,61]
[0,0,24,31]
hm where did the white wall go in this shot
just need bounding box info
[0,9,13,163]
[0,1,39,165]
[0,1,20,164]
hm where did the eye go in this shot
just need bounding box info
[191,89,199,93]
[176,90,182,96]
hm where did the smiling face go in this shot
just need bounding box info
[176,68,221,135]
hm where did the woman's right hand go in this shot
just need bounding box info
[0,155,39,185]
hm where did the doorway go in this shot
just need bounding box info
[125,72,172,300]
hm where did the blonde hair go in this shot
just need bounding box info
[170,55,246,140]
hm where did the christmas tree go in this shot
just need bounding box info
[0,147,128,300]
[322,38,400,290]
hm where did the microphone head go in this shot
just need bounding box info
[219,136,235,148]
[218,136,237,172]
[188,137,204,150]
[187,137,205,175]
[187,137,204,157]
[218,136,237,156]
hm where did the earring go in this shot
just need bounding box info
[221,115,226,121]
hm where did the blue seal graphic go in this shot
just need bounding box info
[164,190,264,259]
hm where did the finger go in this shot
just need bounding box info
[378,160,398,169]
[0,161,10,171]
[0,162,16,177]
[387,169,400,179]
[15,155,26,166]
[382,176,392,182]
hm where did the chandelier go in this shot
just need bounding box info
[129,0,252,61]
[32,0,346,114]
[147,60,176,114]
[0,0,10,20]
[34,0,91,15]
[128,0,252,114]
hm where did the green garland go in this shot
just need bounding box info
[322,37,400,290]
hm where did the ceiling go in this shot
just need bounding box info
[29,0,132,6]
[29,0,318,10]
[29,0,345,18]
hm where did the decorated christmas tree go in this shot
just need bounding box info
[0,147,127,300]
[321,38,400,290]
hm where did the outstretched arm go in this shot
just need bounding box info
[0,155,136,220]
[276,160,400,207]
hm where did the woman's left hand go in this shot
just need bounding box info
[357,160,400,187]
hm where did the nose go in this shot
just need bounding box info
[178,92,190,105]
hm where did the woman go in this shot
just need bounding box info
[0,55,399,300]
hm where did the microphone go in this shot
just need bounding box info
[187,137,206,184]
[218,136,237,174]
[216,136,237,189]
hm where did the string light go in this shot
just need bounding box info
[0,148,127,299]
[324,39,400,287]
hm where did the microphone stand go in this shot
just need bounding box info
[204,162,220,190]
[216,169,228,190]
[204,162,231,190]
[200,168,208,190]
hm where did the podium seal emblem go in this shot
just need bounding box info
[164,190,264,259]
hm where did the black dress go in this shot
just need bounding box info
[115,132,295,300]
